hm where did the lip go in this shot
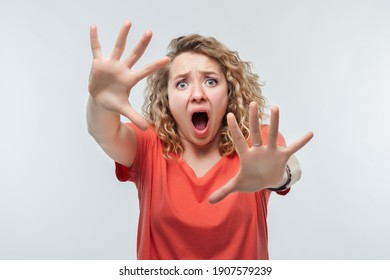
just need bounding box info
[190,108,210,138]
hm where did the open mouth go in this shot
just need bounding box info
[191,111,209,131]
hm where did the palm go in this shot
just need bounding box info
[89,58,133,112]
[209,102,313,204]
[233,144,289,192]
[88,21,169,129]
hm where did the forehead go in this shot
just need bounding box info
[169,52,222,77]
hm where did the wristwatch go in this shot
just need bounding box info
[268,165,291,192]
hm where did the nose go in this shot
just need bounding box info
[190,82,207,102]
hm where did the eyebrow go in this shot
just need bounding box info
[171,70,220,81]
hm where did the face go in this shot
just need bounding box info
[167,52,229,148]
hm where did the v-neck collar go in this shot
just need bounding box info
[174,156,228,184]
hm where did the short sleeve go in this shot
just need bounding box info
[114,123,158,184]
[115,161,134,182]
[260,124,286,147]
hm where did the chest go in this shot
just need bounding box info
[149,155,255,230]
[181,153,224,178]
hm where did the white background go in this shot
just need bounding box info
[0,0,389,259]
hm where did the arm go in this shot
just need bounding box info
[87,21,169,167]
[87,96,137,167]
[267,154,301,192]
[208,102,313,204]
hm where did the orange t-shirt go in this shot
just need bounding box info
[115,123,288,259]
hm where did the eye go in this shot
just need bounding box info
[205,78,218,87]
[176,81,188,89]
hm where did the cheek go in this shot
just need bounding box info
[167,90,176,111]
[211,90,229,111]
[167,93,184,120]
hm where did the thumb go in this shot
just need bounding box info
[208,179,236,204]
[120,102,149,130]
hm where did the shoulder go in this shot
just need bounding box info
[115,123,162,182]
[124,122,159,142]
[260,124,286,147]
[123,122,162,158]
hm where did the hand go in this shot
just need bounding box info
[208,101,313,204]
[88,21,170,130]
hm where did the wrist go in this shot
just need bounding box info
[268,165,292,192]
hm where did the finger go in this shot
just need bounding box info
[286,131,314,155]
[90,25,102,59]
[267,106,279,149]
[131,56,170,84]
[227,113,248,155]
[123,30,153,68]
[249,101,262,147]
[120,102,149,131]
[208,179,236,204]
[110,21,132,60]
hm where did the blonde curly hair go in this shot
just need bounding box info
[143,34,266,158]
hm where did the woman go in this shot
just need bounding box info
[87,21,313,259]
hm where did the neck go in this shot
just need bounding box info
[180,135,223,178]
[181,135,221,161]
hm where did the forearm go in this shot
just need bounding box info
[87,96,121,143]
[87,96,138,167]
